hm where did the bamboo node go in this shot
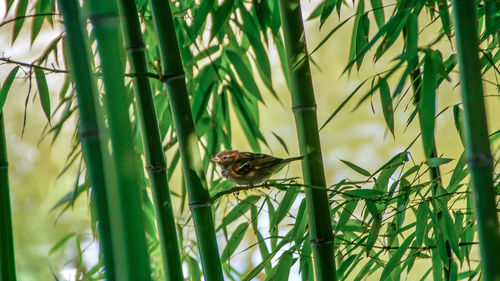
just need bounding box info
[309,237,334,248]
[146,163,166,173]
[79,128,99,139]
[188,200,212,210]
[163,72,185,83]
[125,45,146,53]
[0,161,8,168]
[292,103,317,113]
[466,153,493,167]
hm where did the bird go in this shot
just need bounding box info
[211,150,304,186]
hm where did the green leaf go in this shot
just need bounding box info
[414,200,428,248]
[0,66,20,112]
[194,0,215,35]
[440,202,461,261]
[271,186,298,227]
[378,77,394,136]
[12,0,29,43]
[431,241,444,281]
[370,0,385,28]
[336,255,357,279]
[272,252,293,281]
[32,0,50,44]
[49,232,76,255]
[340,159,371,176]
[320,0,337,27]
[226,50,262,101]
[365,215,382,253]
[355,13,370,69]
[348,0,364,69]
[380,233,415,281]
[217,195,260,231]
[221,222,249,262]
[426,157,452,167]
[320,80,366,130]
[453,105,465,147]
[344,9,408,73]
[242,238,288,281]
[239,6,276,99]
[335,200,358,232]
[272,132,289,155]
[437,0,451,37]
[210,0,234,40]
[343,188,384,199]
[420,50,438,158]
[35,69,51,120]
[187,256,202,281]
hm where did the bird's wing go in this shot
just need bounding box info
[234,153,282,175]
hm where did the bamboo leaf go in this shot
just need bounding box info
[187,255,202,281]
[378,77,394,136]
[426,157,453,167]
[220,222,249,262]
[452,105,465,146]
[335,200,358,232]
[343,189,384,199]
[272,132,289,155]
[340,159,371,176]
[348,0,364,68]
[414,200,428,248]
[370,0,385,28]
[217,195,260,231]
[271,186,298,227]
[365,215,382,253]
[49,232,76,255]
[194,0,215,35]
[226,50,262,101]
[437,0,451,37]
[239,6,276,99]
[35,69,51,121]
[320,0,337,27]
[440,202,461,261]
[420,50,437,158]
[272,252,293,281]
[12,0,28,43]
[380,233,415,281]
[210,0,234,40]
[355,13,370,69]
[0,66,20,112]
[320,80,366,130]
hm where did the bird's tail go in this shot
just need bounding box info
[282,156,304,163]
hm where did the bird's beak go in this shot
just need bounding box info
[211,156,220,162]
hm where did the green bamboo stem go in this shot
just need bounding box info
[145,0,224,280]
[85,0,152,280]
[278,1,337,280]
[0,113,17,281]
[451,0,500,279]
[117,0,183,280]
[57,1,117,279]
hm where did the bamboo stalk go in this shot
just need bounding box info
[57,1,118,279]
[84,0,152,280]
[277,1,337,280]
[0,113,17,281]
[146,0,224,280]
[451,0,500,279]
[117,0,183,280]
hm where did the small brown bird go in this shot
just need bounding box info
[211,150,304,186]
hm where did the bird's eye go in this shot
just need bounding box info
[222,155,228,159]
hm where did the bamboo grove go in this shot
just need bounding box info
[0,0,499,280]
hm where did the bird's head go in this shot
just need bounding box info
[211,150,239,167]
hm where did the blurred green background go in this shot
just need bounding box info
[1,1,499,280]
